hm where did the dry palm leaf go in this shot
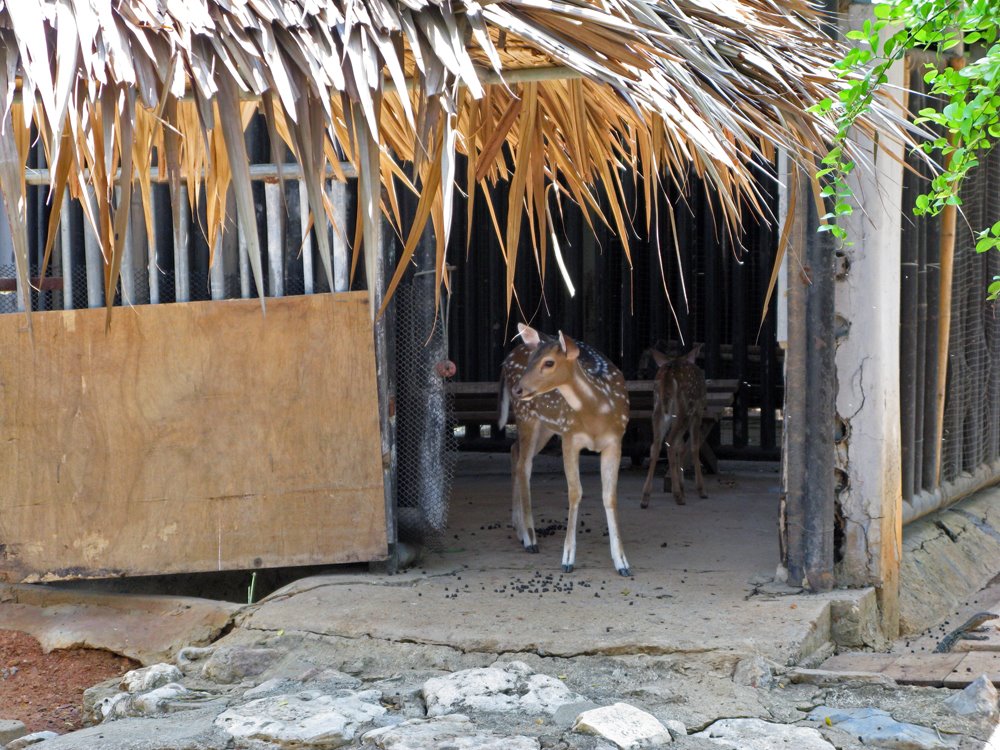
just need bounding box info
[0,0,915,320]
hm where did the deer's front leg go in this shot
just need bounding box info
[513,422,553,553]
[690,416,707,499]
[600,442,631,576]
[561,439,583,573]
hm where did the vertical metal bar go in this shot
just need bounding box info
[238,220,251,298]
[913,187,928,491]
[174,185,191,303]
[298,180,314,294]
[900,209,918,502]
[148,188,160,305]
[265,182,283,297]
[210,233,225,300]
[330,180,349,292]
[730,235,748,448]
[60,191,73,310]
[84,188,104,309]
[119,188,135,304]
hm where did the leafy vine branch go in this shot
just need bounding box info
[817,0,1000,296]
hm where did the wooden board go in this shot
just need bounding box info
[0,293,387,581]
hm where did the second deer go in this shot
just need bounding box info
[498,324,631,576]
[640,345,708,507]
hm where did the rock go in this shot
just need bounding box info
[120,664,184,693]
[423,661,586,717]
[215,689,386,747]
[201,646,280,684]
[696,718,834,749]
[0,719,26,745]
[83,677,124,725]
[175,645,214,672]
[808,706,957,749]
[242,677,300,700]
[552,700,600,729]
[663,720,686,740]
[12,707,230,750]
[6,731,60,749]
[942,674,999,719]
[100,683,217,721]
[363,714,540,750]
[572,703,672,748]
[789,668,897,688]
[732,656,774,689]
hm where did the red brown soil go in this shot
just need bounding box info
[0,629,137,733]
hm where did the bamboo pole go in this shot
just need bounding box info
[174,185,190,303]
[933,57,966,486]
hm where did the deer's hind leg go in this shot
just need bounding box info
[690,413,707,499]
[511,419,554,553]
[641,401,669,508]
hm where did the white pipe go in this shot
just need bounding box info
[299,180,313,294]
[265,183,283,297]
[60,190,73,309]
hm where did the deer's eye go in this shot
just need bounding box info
[542,359,555,369]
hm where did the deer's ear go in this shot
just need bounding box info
[685,343,703,364]
[518,323,542,350]
[651,349,670,369]
[558,331,580,361]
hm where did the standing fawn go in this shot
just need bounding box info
[640,345,708,507]
[498,324,632,576]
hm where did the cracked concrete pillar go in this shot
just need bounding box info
[833,4,906,638]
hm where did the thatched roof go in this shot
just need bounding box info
[0,0,906,322]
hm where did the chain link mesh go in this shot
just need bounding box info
[394,281,457,548]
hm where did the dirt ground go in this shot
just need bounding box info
[0,630,136,733]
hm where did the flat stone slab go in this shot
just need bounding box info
[0,584,240,665]
[808,706,958,749]
[695,718,834,749]
[944,653,1000,688]
[818,651,999,689]
[363,714,540,749]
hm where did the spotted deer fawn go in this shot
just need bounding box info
[498,324,632,576]
[641,345,708,507]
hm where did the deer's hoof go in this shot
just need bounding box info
[526,544,539,554]
[562,564,574,573]
[674,496,686,506]
[699,491,708,499]
[617,566,632,577]
[640,497,650,509]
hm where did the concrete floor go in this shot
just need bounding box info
[238,452,864,667]
[0,452,869,670]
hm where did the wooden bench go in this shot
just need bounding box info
[446,378,740,473]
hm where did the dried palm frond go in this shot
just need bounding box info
[0,0,911,322]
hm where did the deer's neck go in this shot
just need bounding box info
[557,364,603,413]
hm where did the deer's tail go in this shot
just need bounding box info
[498,376,511,430]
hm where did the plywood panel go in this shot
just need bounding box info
[0,292,387,581]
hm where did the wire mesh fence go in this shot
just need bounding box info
[393,281,457,548]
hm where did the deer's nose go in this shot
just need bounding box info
[512,385,525,398]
